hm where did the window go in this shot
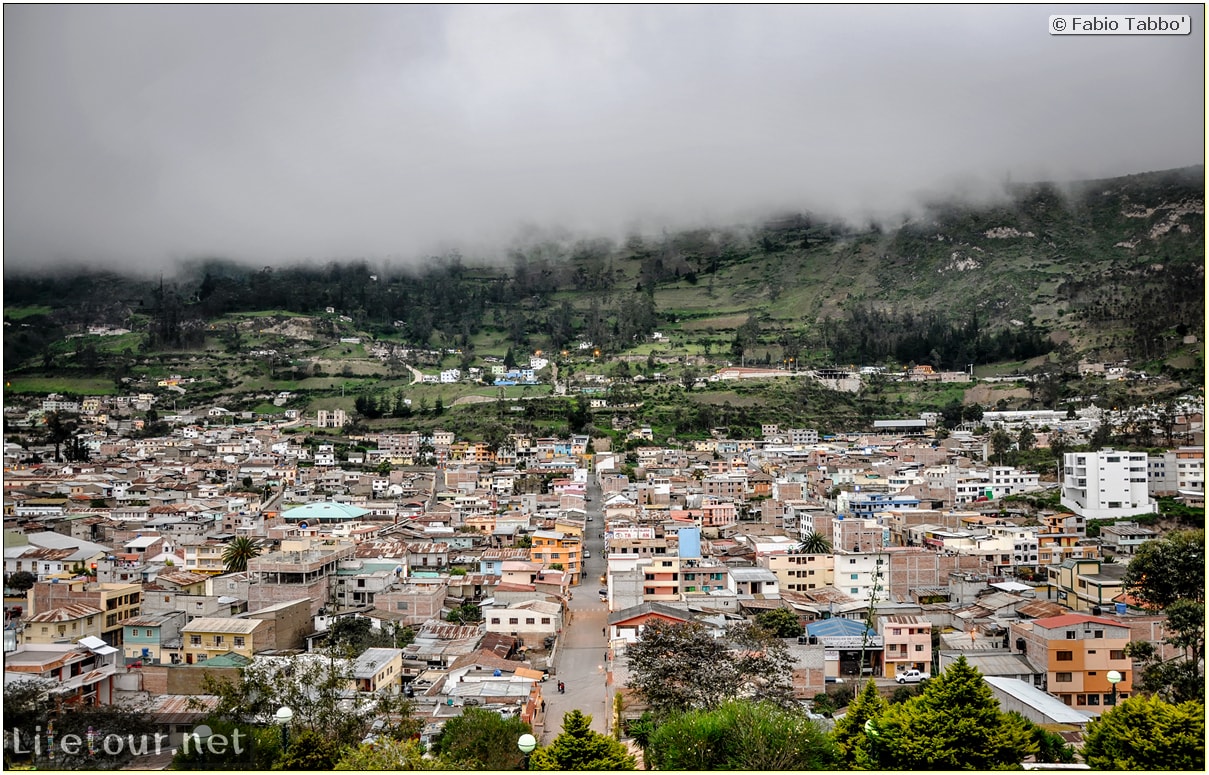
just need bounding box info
[541,617,551,624]
[525,618,536,625]
[849,559,857,565]
[490,617,501,625]
[214,635,224,645]
[850,588,859,594]
[1066,631,1076,639]
[132,630,140,637]
[396,602,409,611]
[1093,630,1103,639]
[1056,672,1073,682]
[1110,649,1126,660]
[850,573,859,580]
[915,644,924,652]
[190,635,202,646]
[233,636,245,648]
[1086,694,1100,706]
[509,617,519,625]
[1057,651,1073,661]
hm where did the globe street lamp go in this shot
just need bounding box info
[518,733,537,769]
[275,706,294,751]
[1106,670,1122,706]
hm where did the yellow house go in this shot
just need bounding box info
[21,603,104,645]
[1047,559,1125,613]
[178,617,265,664]
[352,647,404,694]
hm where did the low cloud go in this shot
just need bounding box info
[4,4,1203,275]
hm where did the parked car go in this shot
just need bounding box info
[895,669,930,684]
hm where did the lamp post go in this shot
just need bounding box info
[274,706,294,751]
[517,732,537,769]
[1106,670,1122,706]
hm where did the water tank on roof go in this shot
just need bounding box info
[1015,637,1026,652]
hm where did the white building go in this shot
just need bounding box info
[316,409,347,428]
[440,369,461,384]
[1061,450,1155,520]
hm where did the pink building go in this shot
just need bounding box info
[880,614,932,676]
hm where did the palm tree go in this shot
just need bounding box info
[798,530,832,554]
[222,536,262,573]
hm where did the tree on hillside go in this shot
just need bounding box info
[1123,529,1205,608]
[529,710,636,771]
[868,656,1036,770]
[646,699,838,770]
[430,707,533,770]
[831,679,889,768]
[222,536,262,573]
[1081,694,1205,770]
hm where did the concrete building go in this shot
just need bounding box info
[1061,450,1155,519]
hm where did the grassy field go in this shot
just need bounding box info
[6,377,119,395]
[4,305,54,320]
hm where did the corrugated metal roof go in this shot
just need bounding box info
[984,676,1093,725]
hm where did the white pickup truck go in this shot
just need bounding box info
[895,669,930,684]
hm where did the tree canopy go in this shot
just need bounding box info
[866,656,1036,770]
[429,707,533,770]
[528,710,636,771]
[1123,529,1205,609]
[624,619,796,716]
[1081,694,1205,771]
[646,699,838,770]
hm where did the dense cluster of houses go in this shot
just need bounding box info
[2,400,1204,754]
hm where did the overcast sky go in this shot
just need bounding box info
[4,4,1204,274]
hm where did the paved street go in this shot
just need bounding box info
[540,474,611,743]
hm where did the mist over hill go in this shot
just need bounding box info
[5,166,1204,378]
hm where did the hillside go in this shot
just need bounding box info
[3,166,1204,429]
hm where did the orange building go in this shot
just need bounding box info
[1011,613,1133,714]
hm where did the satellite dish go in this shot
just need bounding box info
[299,521,309,530]
[395,565,403,575]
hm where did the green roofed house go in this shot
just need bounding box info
[282,502,370,523]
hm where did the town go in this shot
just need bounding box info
[2,380,1203,768]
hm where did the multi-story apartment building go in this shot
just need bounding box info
[1061,450,1154,519]
[27,580,142,647]
[833,551,888,601]
[182,540,227,575]
[530,530,582,585]
[762,552,835,593]
[1147,446,1205,497]
[1011,613,1133,713]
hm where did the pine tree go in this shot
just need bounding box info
[529,710,636,771]
[831,679,888,768]
[871,656,1036,770]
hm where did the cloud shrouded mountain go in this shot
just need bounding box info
[4,4,1204,274]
